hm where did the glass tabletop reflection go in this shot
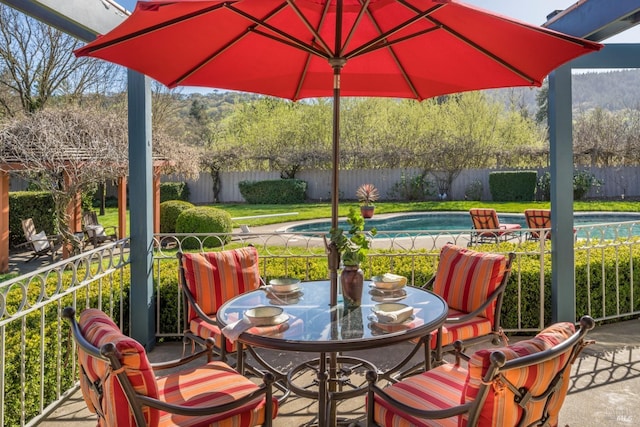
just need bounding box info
[217,280,448,352]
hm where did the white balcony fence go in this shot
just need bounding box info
[1,220,640,425]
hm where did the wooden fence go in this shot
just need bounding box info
[162,166,640,204]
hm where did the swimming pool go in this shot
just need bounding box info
[284,211,640,239]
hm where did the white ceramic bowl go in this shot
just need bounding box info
[371,302,413,323]
[370,274,407,291]
[244,306,284,326]
[269,278,301,293]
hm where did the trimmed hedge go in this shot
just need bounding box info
[8,191,56,247]
[175,207,233,249]
[160,200,195,233]
[489,171,537,202]
[239,179,307,204]
[160,181,190,202]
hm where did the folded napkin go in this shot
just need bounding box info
[222,318,253,342]
[372,305,414,324]
[381,273,408,285]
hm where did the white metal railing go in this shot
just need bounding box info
[0,241,129,427]
[2,220,640,425]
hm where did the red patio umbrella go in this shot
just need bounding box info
[75,0,602,305]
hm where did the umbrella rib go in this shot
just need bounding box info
[427,16,538,84]
[76,3,227,54]
[227,3,331,58]
[286,0,334,57]
[345,3,444,59]
[358,5,420,99]
[293,0,333,100]
[341,0,372,57]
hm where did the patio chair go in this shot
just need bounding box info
[83,210,118,247]
[423,243,515,365]
[178,247,272,361]
[20,218,62,262]
[62,307,277,427]
[366,316,595,427]
[469,208,521,246]
[524,208,576,241]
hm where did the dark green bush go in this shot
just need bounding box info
[536,170,604,201]
[160,200,195,233]
[239,179,307,204]
[175,207,233,249]
[160,181,191,202]
[8,191,56,247]
[489,171,537,202]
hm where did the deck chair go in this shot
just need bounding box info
[178,247,275,361]
[367,316,595,427]
[423,244,515,365]
[63,307,276,427]
[524,209,576,241]
[469,208,521,246]
[20,218,62,262]
[83,211,118,247]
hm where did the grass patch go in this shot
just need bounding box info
[99,200,640,229]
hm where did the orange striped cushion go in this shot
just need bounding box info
[463,322,576,426]
[432,309,493,349]
[370,363,467,427]
[181,247,261,323]
[78,309,158,427]
[432,244,507,321]
[156,361,277,426]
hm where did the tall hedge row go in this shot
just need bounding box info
[489,171,537,201]
[8,191,56,247]
[239,179,307,204]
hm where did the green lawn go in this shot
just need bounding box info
[98,200,640,229]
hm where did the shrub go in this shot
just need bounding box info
[175,207,232,249]
[8,191,56,246]
[464,180,483,201]
[489,171,537,201]
[537,170,604,201]
[389,172,435,201]
[238,179,307,204]
[160,181,190,202]
[160,200,195,233]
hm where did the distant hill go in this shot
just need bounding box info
[172,69,640,119]
[488,69,640,114]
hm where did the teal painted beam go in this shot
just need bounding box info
[548,65,576,324]
[570,43,640,68]
[127,70,155,350]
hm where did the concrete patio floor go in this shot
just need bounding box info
[38,317,640,426]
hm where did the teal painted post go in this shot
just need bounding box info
[548,65,576,323]
[127,70,155,350]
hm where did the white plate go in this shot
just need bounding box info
[367,313,414,326]
[244,313,289,326]
[267,285,302,295]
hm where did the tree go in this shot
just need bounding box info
[0,5,116,117]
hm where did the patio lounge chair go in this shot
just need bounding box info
[524,208,576,241]
[178,247,284,361]
[62,307,276,427]
[469,208,521,246]
[82,210,118,247]
[20,218,62,262]
[423,244,515,366]
[367,316,595,427]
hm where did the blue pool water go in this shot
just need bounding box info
[284,212,640,239]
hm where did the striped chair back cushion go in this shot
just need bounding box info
[463,322,576,427]
[78,309,159,427]
[180,247,261,322]
[469,208,500,230]
[432,244,507,320]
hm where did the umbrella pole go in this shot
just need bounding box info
[328,58,345,309]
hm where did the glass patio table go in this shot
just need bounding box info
[217,280,448,427]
